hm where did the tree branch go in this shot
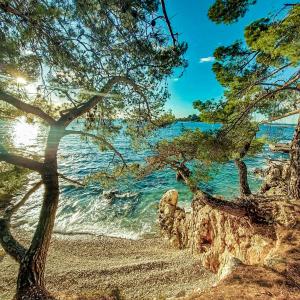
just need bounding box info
[0,90,56,125]
[5,181,43,218]
[284,3,300,7]
[237,63,292,97]
[63,130,127,167]
[58,173,85,187]
[0,218,27,262]
[225,72,300,135]
[57,78,120,126]
[261,82,300,93]
[0,152,44,173]
[239,51,259,72]
[260,109,300,124]
[160,0,177,47]
[0,181,42,263]
[0,182,42,262]
[58,76,155,127]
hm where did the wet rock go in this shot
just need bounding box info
[159,190,178,239]
[260,161,290,195]
[253,167,265,176]
[269,143,290,153]
[160,189,178,206]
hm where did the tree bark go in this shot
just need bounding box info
[193,190,248,218]
[15,126,63,300]
[288,115,300,200]
[193,190,270,224]
[235,159,251,197]
[0,218,26,262]
[176,164,191,182]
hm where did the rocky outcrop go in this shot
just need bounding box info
[157,158,300,299]
[183,203,300,300]
[260,160,290,195]
[158,161,299,282]
[158,189,189,249]
[159,190,278,278]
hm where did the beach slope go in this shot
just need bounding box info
[0,233,216,300]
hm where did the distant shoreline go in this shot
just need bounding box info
[176,119,297,127]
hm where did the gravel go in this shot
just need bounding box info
[0,232,216,300]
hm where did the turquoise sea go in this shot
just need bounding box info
[0,120,294,239]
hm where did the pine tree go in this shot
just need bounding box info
[206,2,300,199]
[0,1,186,298]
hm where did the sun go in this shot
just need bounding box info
[15,76,27,85]
[15,76,39,95]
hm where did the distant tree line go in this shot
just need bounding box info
[176,114,199,122]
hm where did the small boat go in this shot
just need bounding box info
[269,143,291,153]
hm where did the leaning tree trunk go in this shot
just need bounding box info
[288,115,300,200]
[235,159,251,197]
[15,126,62,300]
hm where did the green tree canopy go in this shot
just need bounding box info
[201,4,300,133]
[0,0,187,139]
[208,0,257,24]
[205,1,300,199]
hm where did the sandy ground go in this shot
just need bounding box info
[0,232,216,300]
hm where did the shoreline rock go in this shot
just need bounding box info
[159,190,277,278]
[158,160,300,299]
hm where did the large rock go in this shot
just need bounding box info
[260,161,290,195]
[159,189,188,248]
[159,190,277,278]
[183,201,300,300]
[159,160,300,299]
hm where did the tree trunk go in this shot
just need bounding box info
[288,115,300,200]
[176,164,191,182]
[193,190,249,218]
[235,159,251,197]
[15,126,62,300]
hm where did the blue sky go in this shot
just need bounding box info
[165,0,292,117]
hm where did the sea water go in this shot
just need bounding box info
[0,120,294,239]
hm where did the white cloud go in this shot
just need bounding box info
[199,56,215,63]
[173,78,180,82]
